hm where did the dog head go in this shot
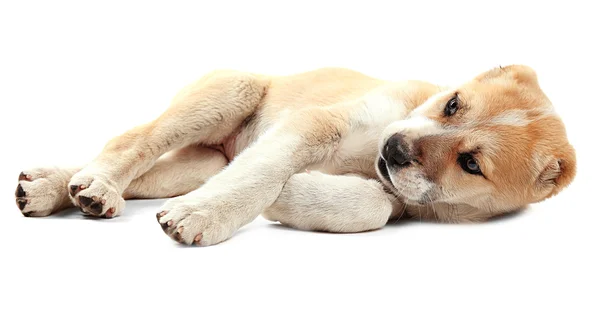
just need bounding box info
[377,65,576,221]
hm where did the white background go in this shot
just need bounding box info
[1,1,598,320]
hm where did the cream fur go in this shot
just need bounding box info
[14,66,576,246]
[263,172,392,233]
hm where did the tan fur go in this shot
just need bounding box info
[14,66,576,245]
[386,66,576,220]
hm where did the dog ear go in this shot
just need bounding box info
[475,65,539,87]
[537,144,576,198]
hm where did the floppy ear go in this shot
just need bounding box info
[537,144,577,198]
[475,65,539,87]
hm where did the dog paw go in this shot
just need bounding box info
[68,172,125,218]
[156,197,237,246]
[15,168,73,217]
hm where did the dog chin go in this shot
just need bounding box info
[375,157,433,205]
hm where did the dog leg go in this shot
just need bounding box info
[67,71,267,217]
[123,146,227,200]
[15,146,227,217]
[156,107,360,246]
[263,172,394,232]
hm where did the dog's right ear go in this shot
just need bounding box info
[536,143,577,200]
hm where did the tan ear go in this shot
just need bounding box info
[537,144,577,198]
[475,65,539,86]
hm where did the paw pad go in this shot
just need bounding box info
[16,199,28,210]
[15,184,26,198]
[77,195,106,216]
[68,173,125,218]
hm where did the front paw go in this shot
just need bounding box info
[156,197,237,246]
[68,172,125,218]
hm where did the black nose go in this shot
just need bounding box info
[382,133,413,168]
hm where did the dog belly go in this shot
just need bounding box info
[221,113,382,180]
[219,100,383,180]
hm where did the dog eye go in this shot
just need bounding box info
[444,95,459,116]
[458,153,482,175]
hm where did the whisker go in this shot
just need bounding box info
[391,201,408,224]
[426,194,438,221]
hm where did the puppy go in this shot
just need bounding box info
[14,66,576,246]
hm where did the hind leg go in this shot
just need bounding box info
[123,146,226,200]
[66,70,268,217]
[14,146,227,217]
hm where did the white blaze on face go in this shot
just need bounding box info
[380,115,446,153]
[379,89,454,149]
[377,90,455,201]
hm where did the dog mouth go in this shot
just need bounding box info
[376,157,431,205]
[377,157,393,184]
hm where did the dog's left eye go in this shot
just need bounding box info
[444,95,459,116]
[458,153,482,175]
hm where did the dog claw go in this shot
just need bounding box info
[105,208,115,218]
[159,219,173,231]
[173,227,184,242]
[19,172,32,181]
[69,184,87,197]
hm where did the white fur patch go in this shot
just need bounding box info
[379,116,446,152]
[410,90,451,116]
[398,116,444,138]
[263,172,392,232]
[488,106,557,127]
[377,89,453,149]
[489,109,531,127]
[388,167,435,202]
[352,87,409,127]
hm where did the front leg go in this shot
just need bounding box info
[263,172,396,233]
[156,108,351,246]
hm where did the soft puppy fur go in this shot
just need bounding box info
[14,66,576,245]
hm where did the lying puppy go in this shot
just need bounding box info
[14,65,576,246]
